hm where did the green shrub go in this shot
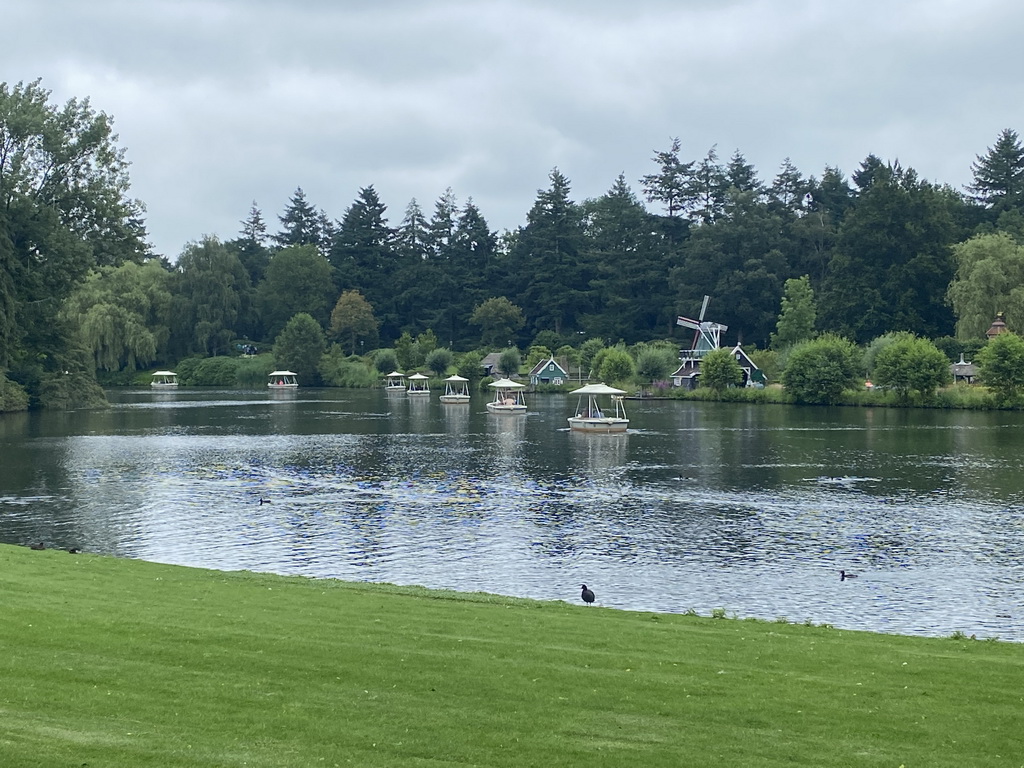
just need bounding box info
[0,373,30,412]
[782,335,862,405]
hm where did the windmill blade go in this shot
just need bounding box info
[676,316,701,330]
[698,295,710,321]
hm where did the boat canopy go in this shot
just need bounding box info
[489,378,526,389]
[570,383,626,396]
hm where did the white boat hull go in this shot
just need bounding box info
[268,383,298,389]
[567,416,629,433]
[439,395,471,404]
[150,382,178,388]
[487,402,527,414]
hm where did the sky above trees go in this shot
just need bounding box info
[4,0,1024,259]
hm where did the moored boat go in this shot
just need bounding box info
[384,371,406,391]
[150,370,178,388]
[486,378,527,414]
[406,372,430,395]
[267,370,298,388]
[439,375,471,404]
[567,383,628,433]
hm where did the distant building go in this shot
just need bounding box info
[480,352,503,377]
[951,353,978,384]
[528,356,570,385]
[986,312,1008,340]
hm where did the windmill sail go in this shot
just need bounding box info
[676,295,728,357]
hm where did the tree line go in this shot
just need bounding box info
[3,78,1024,409]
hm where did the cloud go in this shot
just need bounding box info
[4,0,1023,257]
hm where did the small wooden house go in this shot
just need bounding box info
[528,356,569,386]
[480,352,503,377]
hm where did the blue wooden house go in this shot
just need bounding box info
[528,356,570,385]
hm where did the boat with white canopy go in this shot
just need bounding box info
[384,371,406,391]
[267,370,298,388]
[150,370,178,388]
[567,383,629,432]
[486,378,527,414]
[439,375,471,404]
[406,372,430,395]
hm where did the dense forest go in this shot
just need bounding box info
[3,79,1024,409]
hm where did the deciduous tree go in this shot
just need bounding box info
[470,297,524,347]
[872,335,951,400]
[781,335,862,404]
[1,79,148,405]
[977,332,1024,403]
[273,313,326,386]
[699,347,744,391]
[329,289,378,355]
[771,275,817,350]
[946,232,1024,339]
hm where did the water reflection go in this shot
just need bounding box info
[1,389,1023,641]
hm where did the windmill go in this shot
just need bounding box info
[676,295,728,359]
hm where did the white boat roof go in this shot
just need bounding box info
[386,371,405,377]
[489,378,526,389]
[151,370,177,376]
[571,383,626,395]
[444,375,469,382]
[268,370,297,376]
[407,373,429,380]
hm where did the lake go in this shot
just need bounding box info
[2,387,1023,641]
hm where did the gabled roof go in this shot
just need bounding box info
[527,356,569,377]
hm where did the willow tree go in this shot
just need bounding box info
[62,260,173,371]
[946,232,1024,339]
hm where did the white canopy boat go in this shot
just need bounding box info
[439,374,471,404]
[567,383,629,433]
[384,371,406,391]
[486,378,527,414]
[406,372,430,395]
[150,370,178,388]
[267,370,298,388]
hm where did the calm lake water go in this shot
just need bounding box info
[2,388,1023,641]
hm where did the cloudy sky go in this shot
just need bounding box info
[5,1,1023,258]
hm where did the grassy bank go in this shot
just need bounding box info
[2,544,1021,767]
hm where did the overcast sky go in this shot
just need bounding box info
[5,1,1023,258]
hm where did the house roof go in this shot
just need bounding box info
[527,356,569,376]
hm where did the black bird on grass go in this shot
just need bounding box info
[29,541,45,551]
[840,570,858,581]
[581,584,595,605]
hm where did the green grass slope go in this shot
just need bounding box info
[1,544,1021,767]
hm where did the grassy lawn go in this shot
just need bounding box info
[1,543,1022,767]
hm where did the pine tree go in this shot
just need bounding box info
[274,188,321,249]
[640,137,696,219]
[967,128,1024,211]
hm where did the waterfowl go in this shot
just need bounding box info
[840,570,858,581]
[29,541,45,551]
[581,584,595,605]
[259,498,271,505]
[67,548,80,554]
